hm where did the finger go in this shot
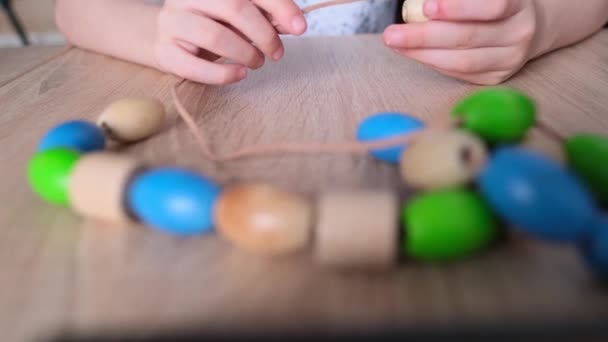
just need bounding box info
[384,21,514,50]
[428,67,513,85]
[394,47,515,74]
[183,0,285,61]
[168,10,264,69]
[159,43,248,85]
[423,0,523,22]
[253,0,307,35]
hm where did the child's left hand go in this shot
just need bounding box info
[383,0,540,85]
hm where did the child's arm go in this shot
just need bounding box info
[383,0,608,85]
[56,0,307,85]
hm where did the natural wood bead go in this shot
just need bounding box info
[400,130,487,190]
[402,0,429,23]
[68,153,142,224]
[97,97,166,143]
[215,183,312,256]
[315,191,399,270]
[521,129,565,164]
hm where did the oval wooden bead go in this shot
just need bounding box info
[402,0,429,23]
[521,129,565,164]
[69,153,142,224]
[216,183,312,256]
[400,130,487,190]
[315,191,399,270]
[97,97,166,143]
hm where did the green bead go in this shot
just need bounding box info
[402,189,498,261]
[452,87,536,144]
[27,148,81,206]
[566,134,608,205]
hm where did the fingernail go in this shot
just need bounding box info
[272,46,284,61]
[238,67,247,80]
[291,15,307,34]
[384,30,405,47]
[424,0,438,17]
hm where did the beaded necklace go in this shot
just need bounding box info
[26,0,608,276]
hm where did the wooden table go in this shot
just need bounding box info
[1,32,608,341]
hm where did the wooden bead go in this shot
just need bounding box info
[97,97,165,143]
[68,153,142,223]
[521,129,565,164]
[315,191,399,270]
[400,130,487,190]
[402,0,429,23]
[215,183,312,256]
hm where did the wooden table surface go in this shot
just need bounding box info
[1,32,608,341]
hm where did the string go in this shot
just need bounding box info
[170,0,564,162]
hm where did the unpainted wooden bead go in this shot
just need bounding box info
[97,97,166,143]
[215,183,312,256]
[521,129,565,164]
[400,130,487,190]
[402,0,429,23]
[315,191,399,270]
[68,153,143,224]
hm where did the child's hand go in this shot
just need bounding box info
[155,0,307,85]
[383,0,539,85]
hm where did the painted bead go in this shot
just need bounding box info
[69,153,143,224]
[479,147,596,242]
[451,87,536,144]
[315,191,399,269]
[402,189,498,261]
[356,112,424,163]
[127,168,221,236]
[98,97,166,143]
[400,130,487,190]
[566,134,608,206]
[38,120,106,153]
[402,0,429,23]
[521,129,565,165]
[216,183,312,256]
[580,216,608,279]
[27,148,81,206]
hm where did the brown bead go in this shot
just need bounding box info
[97,97,165,143]
[315,191,399,270]
[215,183,312,256]
[402,0,429,23]
[68,153,142,224]
[400,130,487,190]
[521,129,565,164]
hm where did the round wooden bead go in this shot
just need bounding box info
[68,153,142,224]
[216,183,312,256]
[479,147,596,242]
[28,148,81,206]
[400,130,487,190]
[452,88,536,144]
[315,191,399,270]
[402,0,429,23]
[97,97,166,143]
[38,120,106,153]
[521,129,565,164]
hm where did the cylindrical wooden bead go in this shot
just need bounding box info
[97,97,166,143]
[315,191,399,270]
[215,183,312,256]
[400,130,487,190]
[68,153,143,223]
[402,0,429,23]
[521,129,565,164]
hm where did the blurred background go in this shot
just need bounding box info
[0,0,62,47]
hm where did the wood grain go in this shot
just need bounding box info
[0,46,67,86]
[1,31,608,341]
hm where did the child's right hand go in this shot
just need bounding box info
[154,0,307,85]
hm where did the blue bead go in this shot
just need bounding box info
[38,120,106,153]
[580,216,608,279]
[479,147,596,242]
[127,168,221,236]
[356,112,424,164]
